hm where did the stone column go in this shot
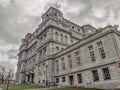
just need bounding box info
[30,74,32,83]
[25,75,28,83]
[34,66,39,84]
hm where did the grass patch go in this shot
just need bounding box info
[0,85,105,90]
[50,87,105,90]
[1,84,45,90]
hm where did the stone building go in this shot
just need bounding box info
[16,7,120,89]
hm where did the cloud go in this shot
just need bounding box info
[0,43,18,73]
[60,0,120,27]
[7,48,18,60]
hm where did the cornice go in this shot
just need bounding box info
[55,61,116,77]
[35,56,54,65]
[36,38,69,52]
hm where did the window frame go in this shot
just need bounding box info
[92,70,99,81]
[97,41,106,59]
[102,67,111,80]
[56,78,59,83]
[75,51,80,66]
[61,58,65,71]
[88,45,96,61]
[62,77,66,82]
[67,55,72,68]
[56,60,59,74]
[77,73,82,84]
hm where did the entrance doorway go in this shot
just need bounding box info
[69,75,74,86]
[28,75,30,82]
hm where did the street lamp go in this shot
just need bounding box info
[46,65,48,86]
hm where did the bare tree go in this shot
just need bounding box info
[0,65,6,83]
[0,65,14,84]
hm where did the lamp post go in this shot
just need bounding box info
[6,74,10,90]
[6,80,9,90]
[46,65,48,86]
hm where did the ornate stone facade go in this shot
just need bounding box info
[16,7,120,89]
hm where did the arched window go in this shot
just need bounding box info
[60,34,63,42]
[55,32,58,40]
[65,35,68,43]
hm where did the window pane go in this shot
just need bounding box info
[62,77,66,82]
[97,41,106,59]
[92,70,99,81]
[56,78,59,83]
[67,55,72,68]
[102,68,111,80]
[77,74,82,83]
[76,57,80,66]
[61,58,65,70]
[88,45,96,61]
[69,59,72,68]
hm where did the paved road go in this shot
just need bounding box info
[0,88,2,90]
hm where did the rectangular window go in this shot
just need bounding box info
[77,74,82,84]
[39,50,42,60]
[43,80,45,83]
[62,77,66,82]
[43,47,47,57]
[67,55,72,68]
[75,51,80,66]
[61,58,65,70]
[56,60,59,74]
[56,78,59,83]
[88,45,96,61]
[60,34,63,42]
[97,41,106,59]
[102,68,111,80]
[92,70,99,81]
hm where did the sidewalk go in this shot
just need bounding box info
[0,88,2,90]
[24,88,50,90]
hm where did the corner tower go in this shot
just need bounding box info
[16,7,84,85]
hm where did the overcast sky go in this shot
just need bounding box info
[0,0,120,72]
